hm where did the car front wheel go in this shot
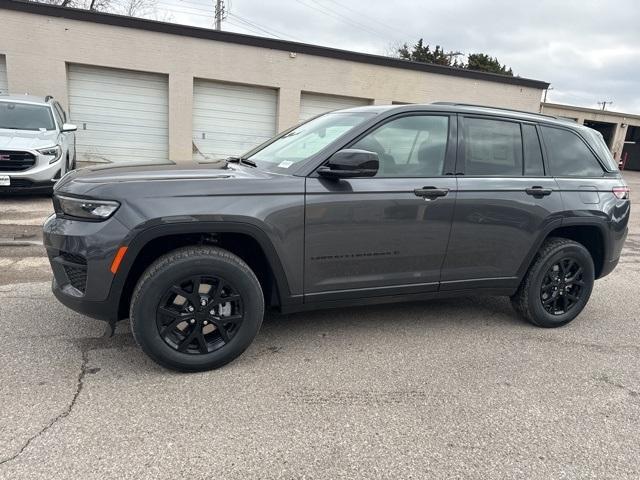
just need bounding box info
[130,246,264,371]
[511,237,595,328]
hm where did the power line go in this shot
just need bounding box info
[296,0,390,38]
[324,0,404,38]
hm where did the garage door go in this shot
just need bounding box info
[68,65,168,164]
[299,92,370,122]
[0,56,8,94]
[192,80,277,161]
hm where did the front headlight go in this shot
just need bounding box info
[55,195,120,220]
[37,145,62,164]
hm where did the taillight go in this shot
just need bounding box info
[613,186,630,200]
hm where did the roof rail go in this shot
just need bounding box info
[431,101,559,120]
[44,95,54,102]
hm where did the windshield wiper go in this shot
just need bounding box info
[226,156,257,168]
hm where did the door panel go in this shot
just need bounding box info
[305,177,457,297]
[441,176,562,287]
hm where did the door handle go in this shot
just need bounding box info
[525,186,553,197]
[414,186,449,199]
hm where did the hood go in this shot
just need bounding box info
[0,129,59,150]
[54,160,291,198]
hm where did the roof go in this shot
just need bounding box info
[344,102,578,128]
[0,94,50,104]
[0,0,550,90]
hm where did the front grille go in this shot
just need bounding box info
[0,150,36,172]
[58,252,88,293]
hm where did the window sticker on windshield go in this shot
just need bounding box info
[278,160,294,168]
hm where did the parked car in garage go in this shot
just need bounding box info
[43,102,630,372]
[0,94,77,193]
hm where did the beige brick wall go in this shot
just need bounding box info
[0,9,545,163]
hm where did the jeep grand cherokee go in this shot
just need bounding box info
[43,103,630,371]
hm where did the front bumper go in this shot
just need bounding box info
[43,213,130,322]
[0,153,63,193]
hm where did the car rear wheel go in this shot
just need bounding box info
[130,246,264,371]
[511,237,594,328]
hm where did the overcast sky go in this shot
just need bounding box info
[160,0,640,114]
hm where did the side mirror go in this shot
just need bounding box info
[318,149,379,179]
[61,123,77,133]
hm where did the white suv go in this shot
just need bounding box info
[0,95,77,194]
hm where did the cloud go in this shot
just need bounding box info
[160,0,640,113]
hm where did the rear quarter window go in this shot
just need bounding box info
[541,126,604,177]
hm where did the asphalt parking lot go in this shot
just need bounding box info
[1,175,639,479]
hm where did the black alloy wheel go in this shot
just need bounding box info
[157,275,244,354]
[540,258,585,315]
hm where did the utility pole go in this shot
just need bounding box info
[214,0,225,30]
[598,101,613,111]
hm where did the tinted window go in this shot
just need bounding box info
[54,102,67,122]
[522,124,544,176]
[541,126,604,177]
[0,102,56,131]
[463,118,522,176]
[51,104,63,128]
[351,115,449,177]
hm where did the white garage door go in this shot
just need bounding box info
[68,65,168,164]
[192,80,277,162]
[0,55,8,94]
[299,92,370,122]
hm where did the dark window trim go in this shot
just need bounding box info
[0,0,550,90]
[309,112,456,179]
[539,124,607,177]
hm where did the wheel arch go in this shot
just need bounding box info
[517,219,609,282]
[113,222,293,320]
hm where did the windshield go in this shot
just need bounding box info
[248,111,375,172]
[582,127,618,171]
[0,102,56,131]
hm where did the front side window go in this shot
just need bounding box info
[0,102,56,131]
[463,117,523,176]
[249,112,375,172]
[350,115,449,177]
[541,126,604,177]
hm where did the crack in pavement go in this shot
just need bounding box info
[0,348,89,466]
[597,374,640,399]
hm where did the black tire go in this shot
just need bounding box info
[130,246,264,372]
[511,237,594,328]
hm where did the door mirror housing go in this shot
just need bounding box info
[61,123,77,133]
[318,149,379,179]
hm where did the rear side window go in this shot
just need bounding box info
[522,124,544,176]
[541,126,604,177]
[463,118,522,176]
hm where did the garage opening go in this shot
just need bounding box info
[299,92,371,123]
[622,125,640,170]
[0,55,8,94]
[192,79,277,162]
[583,120,616,147]
[68,64,169,165]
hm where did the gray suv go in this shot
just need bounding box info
[43,103,630,371]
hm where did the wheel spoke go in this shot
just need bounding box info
[177,326,200,352]
[160,317,184,337]
[212,319,231,342]
[562,294,569,312]
[195,331,208,354]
